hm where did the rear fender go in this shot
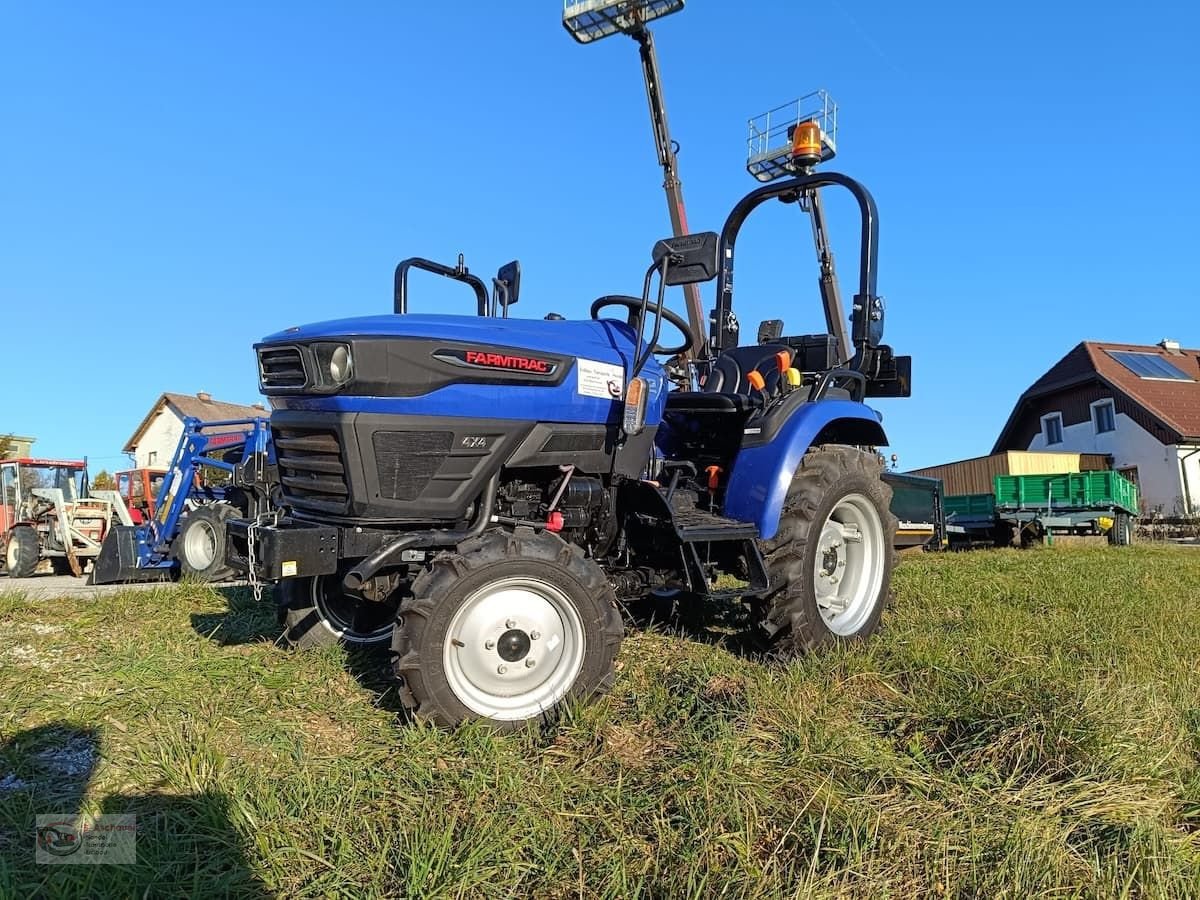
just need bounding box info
[724,400,887,540]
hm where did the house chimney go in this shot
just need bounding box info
[1158,338,1182,354]
[197,391,212,402]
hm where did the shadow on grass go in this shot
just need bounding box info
[624,590,772,660]
[0,723,268,897]
[189,585,282,646]
[344,649,417,723]
[189,583,416,723]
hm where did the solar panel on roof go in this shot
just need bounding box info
[1107,350,1193,380]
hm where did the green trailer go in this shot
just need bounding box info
[943,492,995,520]
[994,471,1139,515]
[945,471,1139,547]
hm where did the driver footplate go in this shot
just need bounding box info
[673,507,759,543]
[671,508,769,600]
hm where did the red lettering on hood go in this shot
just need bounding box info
[463,350,551,373]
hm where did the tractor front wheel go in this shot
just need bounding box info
[393,529,623,730]
[4,526,40,578]
[280,571,400,650]
[759,445,897,653]
[174,504,236,582]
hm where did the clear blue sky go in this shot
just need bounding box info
[2,1,1197,471]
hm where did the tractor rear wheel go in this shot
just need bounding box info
[392,528,623,730]
[758,445,897,654]
[280,571,400,650]
[174,503,236,582]
[4,526,40,578]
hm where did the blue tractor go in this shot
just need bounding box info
[231,166,910,729]
[92,417,277,584]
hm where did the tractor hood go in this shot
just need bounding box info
[259,314,639,364]
[256,313,668,427]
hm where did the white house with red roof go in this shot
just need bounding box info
[993,340,1200,515]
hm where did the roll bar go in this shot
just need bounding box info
[710,171,881,369]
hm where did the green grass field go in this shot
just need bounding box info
[2,545,1199,897]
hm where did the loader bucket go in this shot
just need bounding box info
[89,525,173,585]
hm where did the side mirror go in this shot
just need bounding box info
[651,232,719,286]
[496,260,520,306]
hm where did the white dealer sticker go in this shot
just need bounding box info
[576,358,625,400]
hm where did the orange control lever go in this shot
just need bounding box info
[774,350,791,373]
[705,465,722,491]
[746,370,766,391]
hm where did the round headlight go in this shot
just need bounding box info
[329,345,352,383]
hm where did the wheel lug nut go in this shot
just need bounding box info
[485,640,495,650]
[505,619,516,629]
[497,664,507,674]
[525,658,536,668]
[530,631,540,640]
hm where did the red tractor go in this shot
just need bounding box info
[113,467,168,525]
[1,458,123,577]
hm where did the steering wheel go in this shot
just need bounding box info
[589,295,696,357]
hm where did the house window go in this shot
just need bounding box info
[1092,400,1115,434]
[1042,413,1063,445]
[147,451,158,465]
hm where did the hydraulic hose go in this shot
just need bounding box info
[342,474,499,592]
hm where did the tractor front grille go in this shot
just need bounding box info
[373,431,453,501]
[258,346,307,389]
[274,426,349,514]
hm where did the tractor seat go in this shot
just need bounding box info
[663,343,793,415]
[662,391,757,414]
[703,343,792,394]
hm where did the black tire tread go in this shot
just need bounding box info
[5,526,40,578]
[279,575,396,651]
[759,445,898,655]
[173,503,236,582]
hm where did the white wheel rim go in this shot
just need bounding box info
[183,520,218,570]
[5,540,18,570]
[443,575,585,722]
[813,492,886,636]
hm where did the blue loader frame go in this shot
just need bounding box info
[90,417,276,583]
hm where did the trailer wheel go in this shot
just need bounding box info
[1109,512,1134,546]
[991,523,1015,548]
[280,572,400,650]
[393,529,623,730]
[174,504,236,582]
[759,445,897,654]
[4,526,40,578]
[1019,521,1044,549]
